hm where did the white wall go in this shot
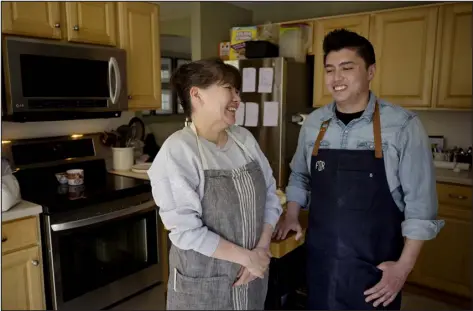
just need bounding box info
[1,111,135,140]
[417,111,471,149]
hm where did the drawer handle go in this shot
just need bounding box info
[448,194,467,200]
[31,260,39,266]
[1,237,6,243]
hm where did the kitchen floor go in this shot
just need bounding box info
[109,285,466,310]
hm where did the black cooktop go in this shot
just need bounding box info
[14,158,151,214]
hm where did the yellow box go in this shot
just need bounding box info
[229,26,257,60]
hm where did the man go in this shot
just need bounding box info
[274,29,445,310]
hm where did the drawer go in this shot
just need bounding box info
[437,183,471,209]
[2,217,39,254]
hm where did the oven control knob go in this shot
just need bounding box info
[31,260,39,266]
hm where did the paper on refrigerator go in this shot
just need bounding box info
[263,101,279,127]
[242,68,256,92]
[235,102,245,125]
[244,102,259,127]
[258,67,274,93]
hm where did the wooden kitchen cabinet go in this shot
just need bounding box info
[118,2,162,110]
[407,183,472,298]
[65,2,117,46]
[1,216,45,310]
[1,1,62,39]
[312,15,371,107]
[432,3,472,110]
[369,6,438,109]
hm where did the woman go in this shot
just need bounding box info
[147,58,283,310]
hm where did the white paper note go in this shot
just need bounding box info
[235,102,245,125]
[263,101,279,127]
[242,68,256,92]
[258,67,274,93]
[244,102,259,127]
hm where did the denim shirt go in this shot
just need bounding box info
[286,92,445,240]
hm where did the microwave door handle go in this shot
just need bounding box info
[110,57,121,105]
[108,58,114,103]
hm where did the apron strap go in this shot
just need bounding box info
[189,123,254,170]
[311,100,383,158]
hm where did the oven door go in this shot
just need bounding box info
[3,36,127,115]
[44,199,161,310]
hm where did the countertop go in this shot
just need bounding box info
[110,167,473,187]
[435,168,472,186]
[2,200,43,223]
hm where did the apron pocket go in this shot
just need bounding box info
[172,268,233,309]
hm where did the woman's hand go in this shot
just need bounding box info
[243,247,272,279]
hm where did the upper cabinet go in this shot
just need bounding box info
[118,2,161,111]
[313,15,370,107]
[433,3,472,110]
[369,6,438,109]
[1,2,62,39]
[311,2,472,111]
[65,2,117,46]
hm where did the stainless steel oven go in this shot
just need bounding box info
[43,193,161,310]
[2,36,127,121]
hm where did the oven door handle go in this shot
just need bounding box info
[50,200,156,232]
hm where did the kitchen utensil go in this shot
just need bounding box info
[55,172,68,184]
[128,117,145,141]
[116,125,131,147]
[131,163,152,174]
[111,147,134,171]
[66,169,84,186]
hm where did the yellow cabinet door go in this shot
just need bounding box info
[408,208,471,298]
[369,7,438,109]
[118,2,161,110]
[1,1,61,39]
[2,246,45,310]
[312,15,370,107]
[432,3,472,110]
[65,2,117,46]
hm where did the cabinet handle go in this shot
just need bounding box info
[1,237,7,243]
[31,260,39,266]
[448,194,467,200]
[54,23,60,28]
[73,25,79,31]
[128,95,132,99]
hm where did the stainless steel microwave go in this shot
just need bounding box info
[2,37,128,122]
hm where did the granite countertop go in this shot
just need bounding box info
[2,200,43,222]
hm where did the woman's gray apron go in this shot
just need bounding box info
[166,124,269,310]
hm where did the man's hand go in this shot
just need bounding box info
[364,261,412,307]
[273,213,302,241]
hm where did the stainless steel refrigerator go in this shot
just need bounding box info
[225,57,311,190]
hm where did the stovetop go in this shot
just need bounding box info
[14,158,151,214]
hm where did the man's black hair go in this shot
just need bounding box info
[323,28,376,68]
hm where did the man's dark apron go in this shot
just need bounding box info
[306,102,405,310]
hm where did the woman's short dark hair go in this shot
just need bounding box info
[170,58,242,117]
[323,28,376,68]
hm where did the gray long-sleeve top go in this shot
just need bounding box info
[148,125,283,257]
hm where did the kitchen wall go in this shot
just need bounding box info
[417,111,471,149]
[161,18,191,37]
[190,2,252,60]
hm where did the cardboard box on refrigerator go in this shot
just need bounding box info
[229,26,258,60]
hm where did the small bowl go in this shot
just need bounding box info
[55,172,68,185]
[66,169,84,186]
